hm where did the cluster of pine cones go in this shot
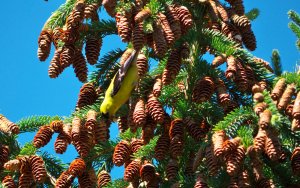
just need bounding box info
[37,0,102,82]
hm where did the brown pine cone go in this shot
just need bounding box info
[256,177,276,188]
[291,147,300,175]
[85,110,97,142]
[162,48,182,85]
[124,159,141,182]
[4,159,21,171]
[120,48,133,66]
[135,8,151,23]
[19,160,34,188]
[85,36,102,65]
[2,175,16,188]
[212,55,226,68]
[142,117,156,144]
[154,133,170,161]
[212,130,226,158]
[136,52,148,77]
[116,12,132,42]
[78,170,95,188]
[253,92,264,103]
[69,158,86,176]
[292,118,300,132]
[238,169,251,187]
[0,145,9,167]
[33,125,53,148]
[241,28,256,51]
[30,155,47,183]
[55,132,70,154]
[0,115,19,135]
[147,94,165,124]
[67,0,85,26]
[50,120,64,133]
[170,135,184,158]
[293,92,300,118]
[254,102,268,115]
[133,99,147,126]
[235,62,248,92]
[215,79,230,107]
[73,49,88,82]
[140,162,156,182]
[192,76,215,103]
[259,110,272,129]
[252,84,264,94]
[265,130,284,161]
[74,127,93,157]
[226,56,237,80]
[193,147,204,172]
[97,170,111,187]
[84,3,100,21]
[76,83,98,109]
[166,159,178,181]
[271,78,287,101]
[158,13,175,46]
[253,128,267,153]
[153,22,168,58]
[37,29,52,61]
[95,120,110,144]
[222,137,241,154]
[131,138,144,153]
[55,170,75,188]
[102,0,117,17]
[231,14,251,30]
[133,22,146,51]
[71,116,82,142]
[153,76,162,97]
[184,117,206,141]
[205,145,219,176]
[216,2,229,22]
[165,5,182,40]
[117,116,129,133]
[226,145,245,176]
[194,175,209,188]
[60,44,75,69]
[285,102,294,118]
[174,5,193,33]
[169,119,184,140]
[48,48,64,78]
[113,140,131,166]
[277,84,296,110]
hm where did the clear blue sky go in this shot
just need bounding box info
[0,0,299,180]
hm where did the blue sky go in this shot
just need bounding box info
[0,0,299,180]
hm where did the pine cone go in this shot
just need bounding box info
[165,5,182,40]
[174,5,193,33]
[76,83,98,109]
[277,84,296,110]
[291,147,300,175]
[153,22,168,58]
[254,102,268,115]
[212,55,226,68]
[69,158,86,176]
[97,170,111,188]
[142,117,156,144]
[169,119,184,140]
[293,92,300,118]
[241,29,256,51]
[226,145,245,176]
[124,159,141,182]
[193,147,204,172]
[30,155,47,183]
[285,102,294,118]
[116,12,132,42]
[259,110,272,129]
[235,62,248,92]
[33,125,53,148]
[50,120,64,133]
[265,130,283,161]
[133,99,147,126]
[166,159,178,181]
[215,79,230,107]
[136,53,148,77]
[85,36,102,65]
[154,133,170,161]
[19,162,34,188]
[71,116,82,142]
[192,76,215,103]
[226,56,237,80]
[205,145,219,176]
[117,116,129,133]
[162,48,182,85]
[73,49,88,82]
[0,115,19,135]
[135,8,151,23]
[238,169,251,187]
[55,132,70,154]
[84,3,100,20]
[170,135,184,158]
[184,117,206,141]
[212,130,226,157]
[158,13,175,46]
[37,29,52,61]
[85,110,97,142]
[74,127,93,157]
[48,48,64,78]
[131,138,144,153]
[0,145,9,165]
[256,177,276,188]
[253,128,267,153]
[216,2,229,22]
[147,94,165,124]
[78,170,95,188]
[153,76,162,97]
[253,92,264,103]
[113,140,131,166]
[222,137,241,154]
[292,118,300,132]
[55,170,75,188]
[252,84,263,94]
[4,159,21,171]
[133,22,146,51]
[140,162,156,182]
[194,175,209,188]
[2,175,16,188]
[60,44,75,69]
[231,14,251,30]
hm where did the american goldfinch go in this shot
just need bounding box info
[100,49,140,117]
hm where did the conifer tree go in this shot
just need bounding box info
[1,0,300,187]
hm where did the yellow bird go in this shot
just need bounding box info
[100,49,140,118]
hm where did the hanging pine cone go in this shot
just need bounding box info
[4,159,21,172]
[212,55,226,68]
[154,133,170,161]
[174,5,193,33]
[116,12,132,42]
[277,84,296,110]
[140,162,156,182]
[37,29,52,61]
[71,116,82,142]
[85,36,102,65]
[253,128,267,153]
[118,116,129,133]
[238,169,251,187]
[85,110,97,142]
[271,78,286,100]
[226,145,245,176]
[256,177,276,188]
[76,83,98,109]
[97,170,111,187]
[169,119,184,140]
[231,14,251,30]
[131,138,144,153]
[69,158,86,177]
[235,62,248,92]
[158,13,175,46]
[147,94,165,124]
[292,118,300,132]
[252,84,264,94]
[135,8,151,23]
[142,117,156,144]
[55,132,70,154]
[133,99,147,126]
[48,48,64,78]
[226,56,237,80]
[84,3,100,20]
[212,130,226,157]
[285,102,294,118]
[55,170,75,188]
[136,53,148,77]
[216,2,229,22]
[0,145,9,167]
[60,44,75,69]
[184,117,206,141]
[254,102,268,115]
[73,49,88,82]
[0,115,19,135]
[153,76,162,97]
[265,130,284,161]
[19,162,34,188]
[241,28,256,51]
[259,110,272,129]
[153,22,168,58]
[170,135,184,158]
[205,145,219,176]
[215,79,231,107]
[162,48,182,85]
[133,22,146,51]
[2,175,16,188]
[76,127,93,157]
[113,140,131,166]
[165,5,182,40]
[193,147,204,172]
[222,137,241,154]
[192,76,215,103]
[166,159,178,181]
[124,159,141,182]
[194,175,209,188]
[33,125,53,148]
[50,120,64,133]
[293,92,300,118]
[30,155,47,183]
[291,147,300,175]
[78,170,95,188]
[253,92,264,103]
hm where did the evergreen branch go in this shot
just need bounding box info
[288,10,300,27]
[119,128,141,141]
[271,49,282,76]
[288,22,300,39]
[19,142,37,156]
[38,151,67,178]
[237,126,253,148]
[133,136,159,159]
[279,72,300,89]
[17,115,61,133]
[103,179,129,188]
[89,19,118,37]
[246,8,260,21]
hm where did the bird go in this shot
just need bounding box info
[100,49,140,118]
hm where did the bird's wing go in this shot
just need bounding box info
[111,49,138,96]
